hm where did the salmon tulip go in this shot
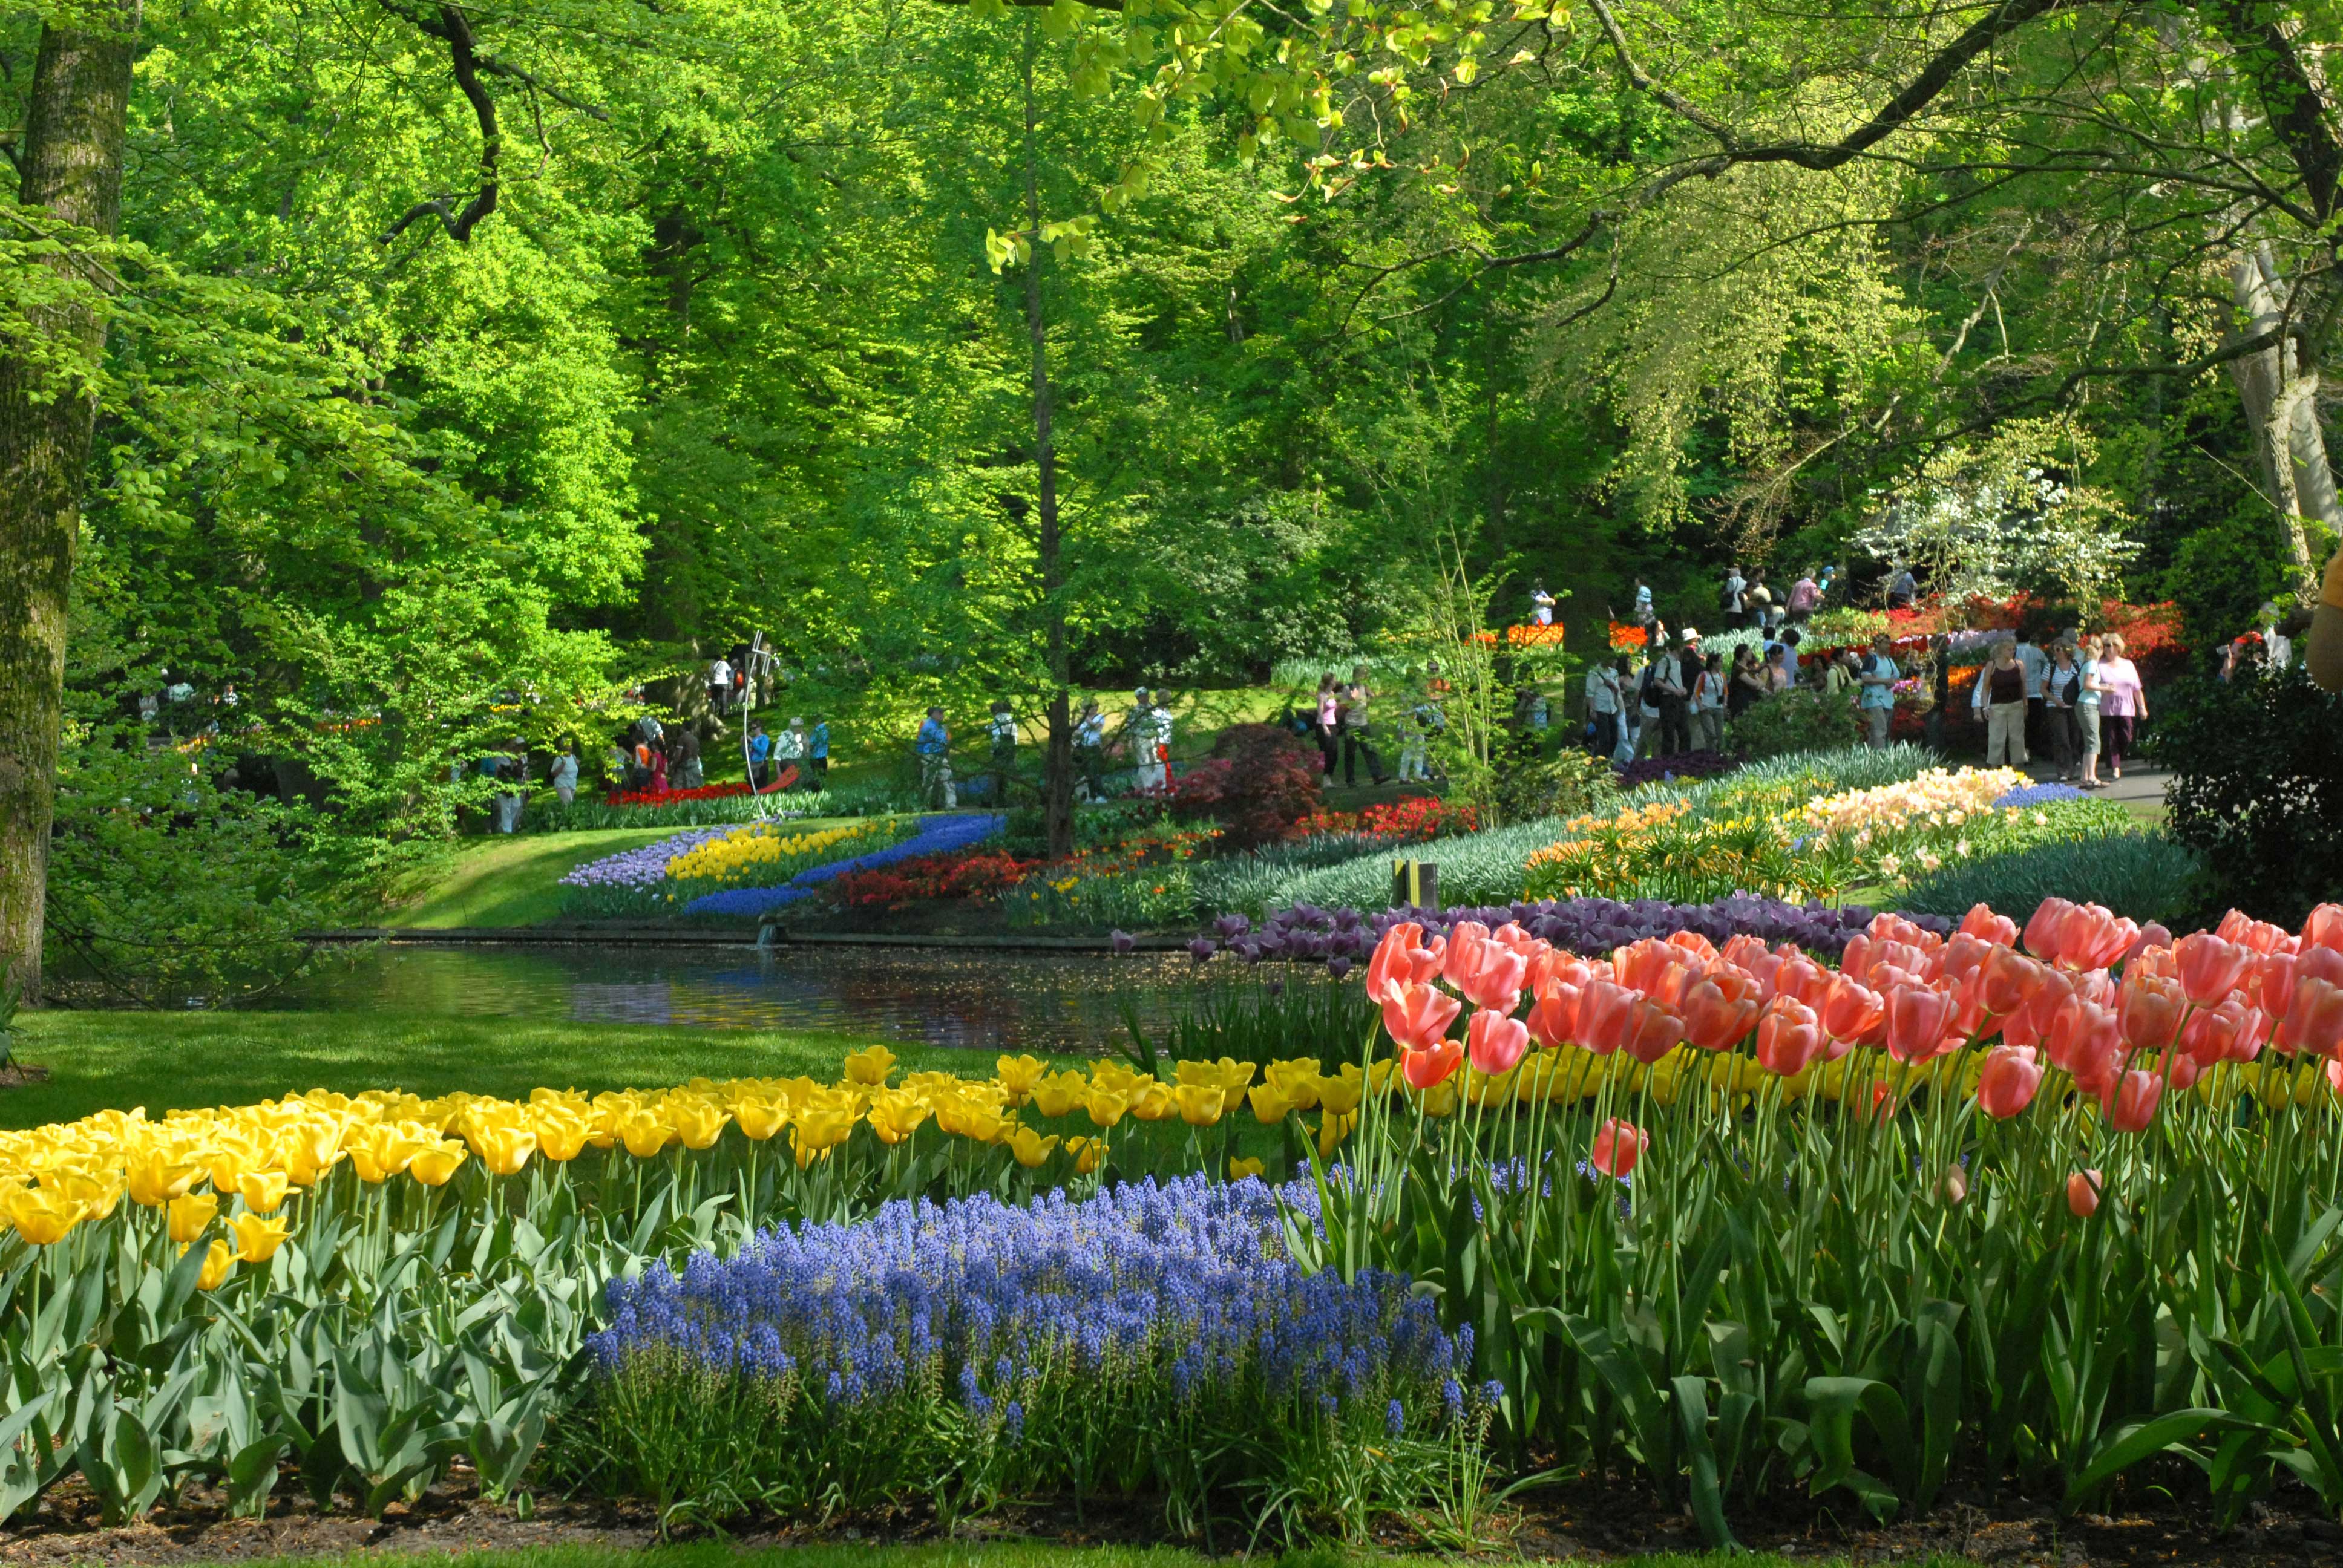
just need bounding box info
[2278,976,2343,1059]
[1466,1009,1532,1077]
[1619,999,1688,1065]
[1884,984,1962,1064]
[1976,1045,2043,1119]
[2180,998,2254,1067]
[1590,1119,1646,1178]
[1575,978,1640,1057]
[1399,1038,1464,1091]
[1441,922,1493,990]
[1366,922,1446,1003]
[1456,943,1529,1016]
[1774,955,1832,1009]
[2302,903,2343,953]
[2056,903,2138,972]
[2024,897,2077,961]
[1820,974,1886,1050]
[1526,979,1584,1048]
[1960,904,2019,947]
[1382,982,1464,1053]
[1681,975,1760,1052]
[1754,996,1824,1077]
[2068,1169,2103,1218]
[2045,996,2120,1084]
[2104,1068,2163,1132]
[2117,973,2186,1055]
[2174,933,2252,1006]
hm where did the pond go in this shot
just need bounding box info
[275,941,1307,1053]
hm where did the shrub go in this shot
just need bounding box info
[1616,749,1738,789]
[1493,748,1621,823]
[1723,688,1860,759]
[2158,665,2342,924]
[1170,723,1323,849]
[1894,832,2204,926]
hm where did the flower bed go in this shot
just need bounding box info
[1293,794,1481,844]
[1616,749,1739,789]
[691,811,1007,918]
[1000,824,1217,931]
[580,1175,1484,1530]
[559,817,909,920]
[830,846,1038,910]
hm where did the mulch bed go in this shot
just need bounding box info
[7,1468,2341,1566]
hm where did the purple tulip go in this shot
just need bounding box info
[1188,938,1217,963]
[1110,929,1137,955]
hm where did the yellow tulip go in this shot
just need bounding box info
[1085,1087,1131,1129]
[1175,1084,1225,1127]
[1126,1081,1178,1122]
[954,1103,1008,1144]
[867,1091,929,1145]
[281,1120,346,1187]
[1247,1084,1296,1125]
[7,1188,86,1246]
[1176,1057,1256,1094]
[730,1096,785,1141]
[1317,1112,1357,1159]
[790,1106,854,1168]
[1228,1157,1266,1181]
[168,1191,219,1244]
[468,1119,537,1177]
[1031,1070,1089,1119]
[1264,1059,1323,1110]
[1006,1126,1060,1168]
[192,1238,235,1291]
[51,1169,122,1221]
[238,1171,291,1215]
[532,1105,591,1161]
[204,1129,265,1194]
[408,1141,468,1187]
[843,1045,899,1087]
[995,1054,1047,1104]
[125,1148,199,1208]
[666,1096,729,1152]
[229,1212,292,1263]
[1420,1080,1458,1117]
[618,1111,673,1159]
[1089,1060,1147,1095]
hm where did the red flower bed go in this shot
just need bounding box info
[603,766,797,807]
[1293,795,1480,843]
[830,848,1038,910]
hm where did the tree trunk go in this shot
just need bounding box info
[1019,23,1073,860]
[2226,246,2336,603]
[0,4,140,1005]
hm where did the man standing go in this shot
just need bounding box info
[1719,566,1746,627]
[1584,657,1622,759]
[808,714,830,786]
[1858,634,1900,750]
[1888,561,1918,611]
[1136,694,1173,794]
[916,706,955,808]
[1340,673,1386,787]
[2015,629,2048,754]
[1073,699,1106,800]
[672,723,704,789]
[746,720,772,790]
[987,700,1018,804]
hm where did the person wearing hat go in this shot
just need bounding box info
[1668,628,1704,754]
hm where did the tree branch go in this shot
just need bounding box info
[377,3,500,244]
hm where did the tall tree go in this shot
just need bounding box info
[0,1,140,1002]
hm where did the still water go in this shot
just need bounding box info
[280,942,1253,1052]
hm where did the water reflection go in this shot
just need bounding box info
[282,942,1274,1053]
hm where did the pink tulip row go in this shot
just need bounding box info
[1362,897,2343,1174]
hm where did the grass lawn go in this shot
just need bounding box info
[2,1010,1023,1129]
[199,1546,1909,1568]
[384,821,854,929]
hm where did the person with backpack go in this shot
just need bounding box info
[1719,566,1746,627]
[1637,645,1684,757]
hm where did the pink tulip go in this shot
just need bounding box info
[2278,976,2343,1059]
[2180,998,2253,1068]
[2045,996,2121,1091]
[1720,932,1774,972]
[1575,978,1640,1057]
[2125,923,2174,969]
[2162,1047,2203,1092]
[1613,938,1681,997]
[2174,933,2252,1007]
[2058,904,2139,972]
[2024,897,2077,961]
[1682,973,1761,1052]
[2104,1068,2163,1133]
[1382,982,1463,1053]
[2117,972,2186,1055]
[1961,904,2019,947]
[1668,929,1720,964]
[2223,912,2293,955]
[2068,1169,2103,1218]
[2302,903,2343,954]
[1820,974,1886,1048]
[1466,1008,1532,1077]
[1590,1119,1646,1178]
[1525,979,1584,1049]
[1976,1045,2043,1119]
[2002,965,2078,1050]
[2252,951,2298,1018]
[1400,1037,1464,1090]
[1775,955,1832,1010]
[1619,999,1688,1065]
[2299,944,2343,993]
[1884,984,1962,1065]
[1754,996,1825,1077]
[1367,923,1446,1003]
[1455,943,1529,1016]
[1442,922,1493,991]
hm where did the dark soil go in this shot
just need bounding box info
[7,1468,2340,1566]
[0,1064,53,1089]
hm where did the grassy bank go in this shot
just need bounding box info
[160,1546,1878,1568]
[1,1010,1008,1129]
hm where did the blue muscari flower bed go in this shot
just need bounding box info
[576,1174,1490,1531]
[682,811,1005,916]
[1991,782,2088,810]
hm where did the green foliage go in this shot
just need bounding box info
[1895,833,2204,927]
[2160,667,2343,926]
[41,733,347,1007]
[1724,691,1861,760]
[1492,748,1621,826]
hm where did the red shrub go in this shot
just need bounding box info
[829,849,1037,909]
[1169,724,1323,851]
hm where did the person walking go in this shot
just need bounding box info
[1073,699,1107,800]
[1858,633,1899,749]
[1788,567,1819,625]
[746,720,773,789]
[1719,565,1747,628]
[551,743,580,808]
[1529,581,1557,626]
[2044,641,2083,780]
[1974,639,2029,766]
[1670,630,1703,753]
[1312,675,1340,775]
[916,706,955,808]
[1745,570,1775,632]
[2094,633,2146,782]
[1585,656,1622,759]
[2015,629,2048,754]
[673,723,704,789]
[649,737,670,796]
[707,654,734,725]
[1143,693,1176,792]
[2076,636,2106,788]
[987,699,1018,805]
[1637,645,1683,758]
[807,714,830,786]
[1340,674,1386,786]
[1888,560,1918,611]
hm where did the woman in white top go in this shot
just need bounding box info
[2074,636,2105,788]
[550,745,580,807]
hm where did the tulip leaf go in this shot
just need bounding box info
[2063,1408,2272,1506]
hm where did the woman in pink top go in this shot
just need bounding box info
[2094,632,2147,780]
[1313,674,1340,774]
